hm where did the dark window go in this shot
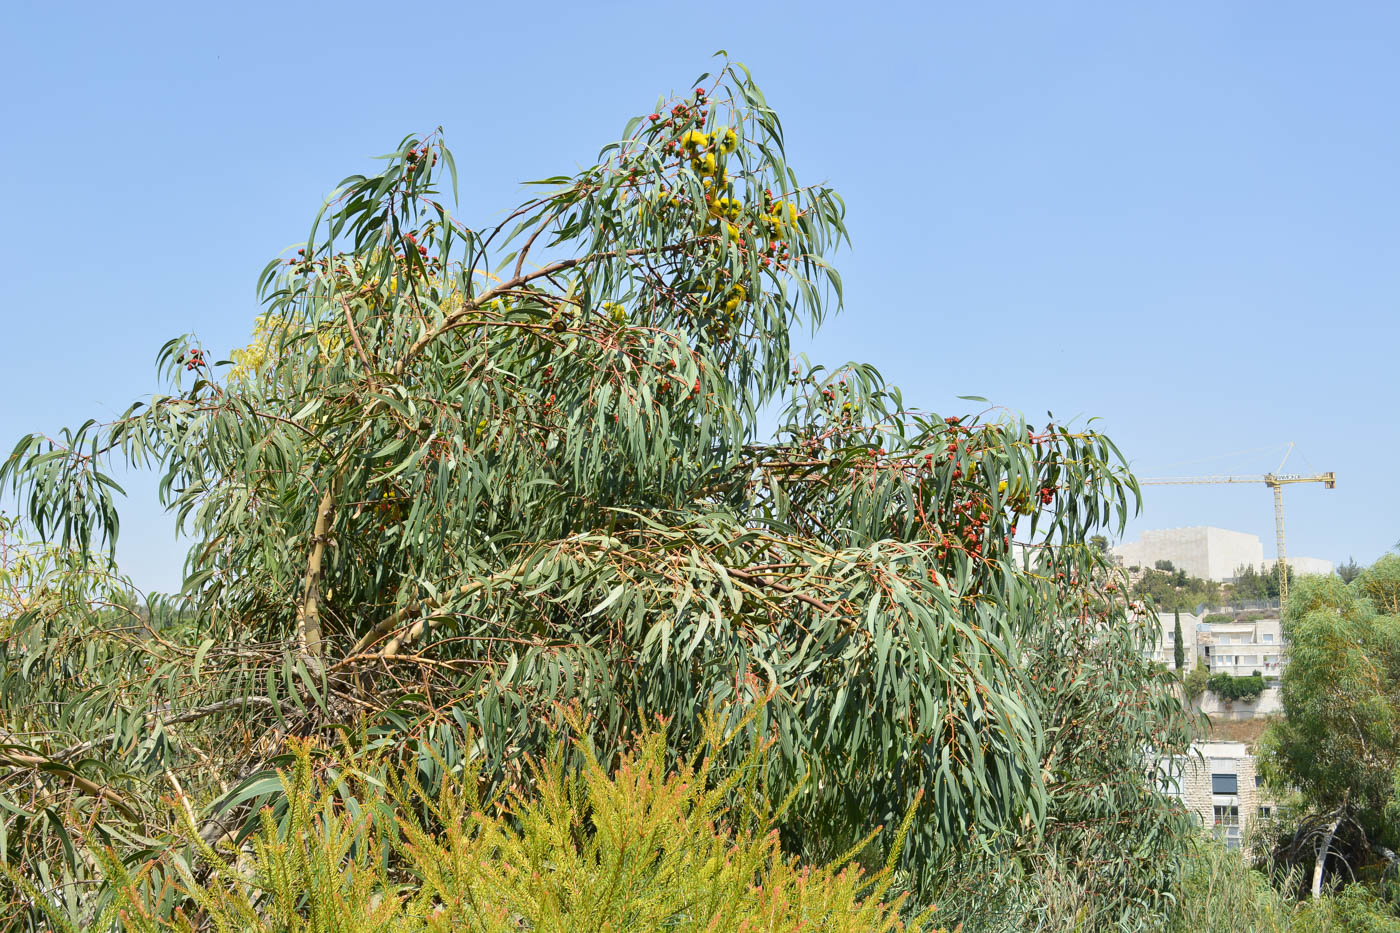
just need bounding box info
[1212,773,1238,794]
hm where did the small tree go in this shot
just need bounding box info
[1183,661,1209,700]
[1263,562,1293,600]
[1173,609,1185,671]
[1231,563,1267,602]
[1336,556,1362,584]
[1154,559,1175,572]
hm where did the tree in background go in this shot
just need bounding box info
[1131,566,1219,613]
[1231,563,1267,601]
[0,59,1198,930]
[1259,572,1400,898]
[1173,609,1185,671]
[1182,660,1209,701]
[1263,562,1295,601]
[1155,559,1176,572]
[1353,553,1400,615]
[1336,556,1362,584]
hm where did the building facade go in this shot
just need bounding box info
[1265,556,1335,577]
[1149,611,1200,670]
[1167,741,1275,852]
[1113,526,1333,583]
[1114,527,1264,582]
[1201,619,1284,681]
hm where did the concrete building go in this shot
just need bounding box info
[1201,618,1284,681]
[1265,556,1335,577]
[1114,527,1263,582]
[1148,611,1200,670]
[1165,741,1275,851]
[1113,526,1334,583]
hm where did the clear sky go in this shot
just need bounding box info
[2,1,1396,593]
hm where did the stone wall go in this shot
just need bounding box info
[1195,686,1284,720]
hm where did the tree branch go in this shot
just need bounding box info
[296,484,337,671]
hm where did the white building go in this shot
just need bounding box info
[1264,556,1335,577]
[1113,526,1334,583]
[1114,527,1263,582]
[1201,619,1284,681]
[1147,611,1200,669]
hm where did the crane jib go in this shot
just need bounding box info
[1128,469,1335,609]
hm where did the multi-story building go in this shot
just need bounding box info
[1200,619,1284,682]
[1148,611,1200,669]
[1165,741,1275,851]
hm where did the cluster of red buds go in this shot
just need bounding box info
[656,89,710,153]
[184,348,206,371]
[405,146,437,167]
[405,232,429,259]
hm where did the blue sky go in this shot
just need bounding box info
[2,1,1395,592]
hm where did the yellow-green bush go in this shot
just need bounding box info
[13,715,943,932]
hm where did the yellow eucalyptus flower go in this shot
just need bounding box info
[679,130,709,151]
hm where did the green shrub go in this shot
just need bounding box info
[1205,612,1235,624]
[1185,660,1211,699]
[1168,837,1400,933]
[1168,836,1296,932]
[1291,885,1400,932]
[12,715,942,933]
[1209,671,1267,702]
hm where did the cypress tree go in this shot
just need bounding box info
[1173,609,1185,670]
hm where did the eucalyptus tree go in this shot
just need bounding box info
[1261,572,1400,898]
[1,58,1195,930]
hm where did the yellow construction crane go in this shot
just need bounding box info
[1138,445,1335,607]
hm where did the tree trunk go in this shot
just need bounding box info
[1312,809,1343,899]
[296,485,336,672]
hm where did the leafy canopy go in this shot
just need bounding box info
[1261,572,1400,840]
[1,56,1196,930]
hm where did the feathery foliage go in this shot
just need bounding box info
[11,712,944,932]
